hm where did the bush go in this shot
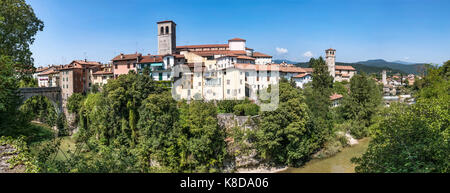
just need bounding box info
[348,120,368,139]
[233,103,260,116]
[217,99,251,114]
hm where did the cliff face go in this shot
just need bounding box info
[217,113,261,171]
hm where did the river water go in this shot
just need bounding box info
[280,138,370,173]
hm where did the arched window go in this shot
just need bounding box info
[165,26,169,34]
[160,27,164,35]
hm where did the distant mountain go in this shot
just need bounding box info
[273,59,299,64]
[356,59,426,74]
[392,60,416,65]
[294,61,405,75]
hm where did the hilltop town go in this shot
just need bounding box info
[34,21,358,109]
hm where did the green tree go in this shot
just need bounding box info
[353,62,449,173]
[253,81,320,166]
[0,0,44,74]
[340,72,382,138]
[0,0,43,137]
[136,93,180,171]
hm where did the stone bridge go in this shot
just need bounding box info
[18,87,62,113]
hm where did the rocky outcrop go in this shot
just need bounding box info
[218,114,261,172]
[0,144,25,173]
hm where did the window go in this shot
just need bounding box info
[227,89,230,94]
[160,26,164,34]
[165,26,169,34]
[227,80,230,85]
[127,63,130,69]
[240,80,243,85]
[115,64,118,69]
[133,63,136,68]
[198,82,201,86]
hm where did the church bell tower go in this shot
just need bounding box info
[326,48,336,79]
[157,21,176,55]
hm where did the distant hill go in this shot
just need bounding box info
[273,59,299,64]
[294,62,405,75]
[356,59,426,74]
[275,58,426,75]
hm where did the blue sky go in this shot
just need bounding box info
[28,0,450,67]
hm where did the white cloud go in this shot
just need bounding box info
[276,47,288,54]
[404,57,410,60]
[303,51,314,58]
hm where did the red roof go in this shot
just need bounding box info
[326,48,336,51]
[330,93,343,101]
[335,65,356,71]
[73,60,102,66]
[235,63,280,71]
[191,50,248,56]
[229,38,246,41]
[176,44,229,49]
[157,20,175,24]
[293,73,311,78]
[93,71,113,75]
[280,66,306,73]
[253,52,272,58]
[303,68,314,73]
[138,55,163,63]
[37,68,59,76]
[112,53,141,61]
[236,55,255,60]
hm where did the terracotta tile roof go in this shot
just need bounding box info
[157,20,174,24]
[335,65,356,71]
[112,53,142,61]
[73,60,102,66]
[176,44,229,49]
[293,73,311,78]
[35,67,50,73]
[236,55,255,60]
[138,55,163,63]
[303,68,314,73]
[191,50,247,57]
[280,66,306,73]
[38,68,59,76]
[330,93,343,101]
[229,38,246,41]
[234,63,280,71]
[93,71,113,75]
[252,52,272,58]
[326,48,336,51]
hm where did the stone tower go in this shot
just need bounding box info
[382,70,387,85]
[157,21,176,55]
[325,48,336,79]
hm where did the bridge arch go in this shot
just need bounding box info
[18,87,62,114]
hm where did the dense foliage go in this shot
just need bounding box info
[339,72,382,138]
[352,61,449,172]
[252,81,321,166]
[0,0,44,75]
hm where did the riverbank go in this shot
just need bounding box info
[280,138,370,173]
[236,165,288,173]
